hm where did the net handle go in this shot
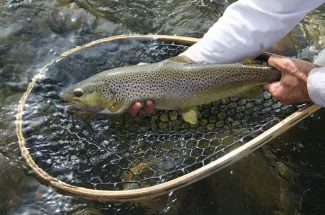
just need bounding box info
[16,34,322,202]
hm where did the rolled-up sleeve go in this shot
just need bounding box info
[307,67,325,107]
[181,0,325,63]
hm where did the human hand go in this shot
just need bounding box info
[263,55,316,105]
[128,100,154,117]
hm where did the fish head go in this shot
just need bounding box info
[60,80,115,112]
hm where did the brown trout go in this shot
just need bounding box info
[60,56,281,124]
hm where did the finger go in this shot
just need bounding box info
[263,82,289,103]
[128,101,142,117]
[268,55,296,75]
[143,100,154,114]
[263,81,281,93]
[268,54,284,65]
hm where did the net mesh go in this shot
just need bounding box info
[21,37,303,191]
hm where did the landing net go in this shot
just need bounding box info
[16,35,320,201]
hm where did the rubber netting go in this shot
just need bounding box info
[21,37,303,190]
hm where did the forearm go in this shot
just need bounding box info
[181,0,324,63]
[308,67,325,107]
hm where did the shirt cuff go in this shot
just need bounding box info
[307,67,325,107]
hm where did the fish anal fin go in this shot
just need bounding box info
[180,106,198,124]
[235,86,264,100]
[109,97,126,112]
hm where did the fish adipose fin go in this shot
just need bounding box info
[235,86,264,100]
[180,106,198,125]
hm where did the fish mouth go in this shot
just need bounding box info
[59,91,83,106]
[59,92,96,112]
[60,98,104,114]
[62,102,103,113]
[59,91,71,103]
[59,92,110,113]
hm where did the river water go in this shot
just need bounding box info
[1,0,325,214]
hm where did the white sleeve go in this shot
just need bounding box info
[181,0,325,63]
[308,67,325,107]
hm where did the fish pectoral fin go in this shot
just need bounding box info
[137,62,147,65]
[235,86,264,100]
[180,106,198,125]
[167,56,193,64]
[108,97,126,113]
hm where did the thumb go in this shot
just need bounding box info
[267,55,286,70]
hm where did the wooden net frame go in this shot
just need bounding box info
[16,34,322,202]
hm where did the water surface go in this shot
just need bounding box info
[1,0,325,214]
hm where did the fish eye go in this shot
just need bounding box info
[73,88,83,97]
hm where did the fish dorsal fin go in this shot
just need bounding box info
[167,56,193,64]
[242,57,268,66]
[180,106,198,124]
[234,86,264,100]
[255,52,272,62]
[242,58,256,65]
